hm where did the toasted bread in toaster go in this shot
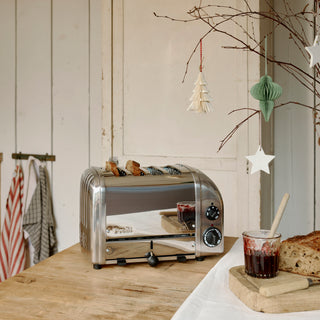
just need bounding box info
[105,161,119,176]
[126,160,143,176]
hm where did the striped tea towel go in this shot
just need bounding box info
[0,165,26,282]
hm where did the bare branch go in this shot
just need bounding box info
[218,101,320,152]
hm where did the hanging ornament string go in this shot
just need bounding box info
[265,36,268,76]
[200,39,203,72]
[259,111,261,147]
[250,35,282,122]
[316,1,318,34]
[316,0,319,35]
[259,36,267,145]
[246,35,277,175]
[187,39,213,113]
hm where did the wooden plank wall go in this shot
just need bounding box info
[0,0,103,251]
[0,1,16,237]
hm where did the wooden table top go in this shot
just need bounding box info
[0,237,237,320]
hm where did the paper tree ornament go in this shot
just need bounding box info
[187,72,213,113]
[250,75,282,122]
[246,145,275,174]
[305,35,320,68]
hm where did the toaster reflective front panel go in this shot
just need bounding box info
[105,209,196,261]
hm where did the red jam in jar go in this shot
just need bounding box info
[244,251,279,278]
[177,201,195,230]
[242,230,281,278]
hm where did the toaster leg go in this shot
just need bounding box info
[93,264,102,270]
[196,257,205,261]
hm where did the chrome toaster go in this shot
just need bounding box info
[80,163,224,269]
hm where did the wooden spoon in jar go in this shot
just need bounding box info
[268,193,290,238]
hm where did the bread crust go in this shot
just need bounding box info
[281,231,320,251]
[105,161,119,176]
[279,231,320,278]
[126,160,143,176]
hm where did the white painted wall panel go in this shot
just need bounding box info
[101,0,113,162]
[89,0,103,167]
[16,0,52,156]
[52,0,90,251]
[0,0,16,228]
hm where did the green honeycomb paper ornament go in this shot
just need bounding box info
[250,75,282,122]
[250,36,282,122]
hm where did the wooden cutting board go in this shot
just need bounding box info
[229,265,320,313]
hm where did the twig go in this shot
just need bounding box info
[218,109,259,152]
[218,101,320,152]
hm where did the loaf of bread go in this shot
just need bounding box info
[279,231,320,278]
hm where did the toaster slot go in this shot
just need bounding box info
[116,167,127,176]
[145,166,164,175]
[139,167,150,175]
[109,167,131,176]
[162,165,181,175]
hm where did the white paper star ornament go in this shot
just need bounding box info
[246,146,275,174]
[305,35,320,68]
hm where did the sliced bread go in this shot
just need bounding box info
[279,231,320,278]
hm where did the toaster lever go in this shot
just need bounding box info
[146,251,159,267]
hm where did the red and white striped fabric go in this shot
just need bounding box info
[0,165,26,282]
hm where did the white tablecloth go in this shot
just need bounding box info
[172,238,320,320]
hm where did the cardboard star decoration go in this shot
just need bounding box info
[305,35,320,68]
[246,145,275,174]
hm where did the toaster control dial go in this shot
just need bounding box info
[205,204,220,221]
[203,227,222,247]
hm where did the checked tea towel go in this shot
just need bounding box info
[23,165,56,264]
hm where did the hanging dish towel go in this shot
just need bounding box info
[22,156,42,267]
[23,165,57,264]
[0,165,26,282]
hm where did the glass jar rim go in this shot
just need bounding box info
[177,201,195,206]
[242,229,281,239]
